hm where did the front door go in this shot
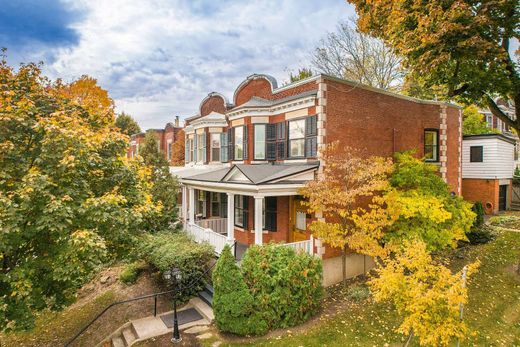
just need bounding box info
[499,185,508,211]
[289,196,308,242]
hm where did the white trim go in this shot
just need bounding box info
[227,96,316,120]
[180,179,305,196]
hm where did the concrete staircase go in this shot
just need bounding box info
[98,298,213,347]
[198,283,214,307]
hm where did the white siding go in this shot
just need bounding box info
[462,138,514,179]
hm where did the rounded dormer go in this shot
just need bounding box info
[233,74,278,107]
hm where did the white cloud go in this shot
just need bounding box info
[42,0,355,128]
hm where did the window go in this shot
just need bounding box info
[167,140,172,161]
[254,124,266,160]
[211,133,220,162]
[234,195,248,228]
[211,192,220,217]
[296,211,306,230]
[189,138,194,162]
[470,146,483,162]
[264,197,277,230]
[424,129,439,162]
[197,134,204,162]
[220,133,228,162]
[234,126,244,160]
[196,190,206,218]
[486,114,493,128]
[289,119,305,158]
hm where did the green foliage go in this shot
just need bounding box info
[513,167,520,185]
[289,68,314,83]
[241,244,323,331]
[212,245,266,336]
[384,152,475,251]
[347,285,370,302]
[471,202,485,228]
[466,225,496,245]
[140,131,179,232]
[0,56,160,331]
[488,215,520,228]
[119,261,146,285]
[140,232,213,300]
[462,105,498,135]
[115,112,141,136]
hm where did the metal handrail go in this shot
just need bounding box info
[64,258,219,347]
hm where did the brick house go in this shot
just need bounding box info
[127,116,183,164]
[172,74,462,286]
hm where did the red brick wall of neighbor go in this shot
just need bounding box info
[200,95,227,117]
[461,178,512,214]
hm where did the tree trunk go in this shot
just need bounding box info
[342,246,347,287]
[404,329,414,347]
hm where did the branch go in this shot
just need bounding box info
[447,84,469,97]
[484,95,516,129]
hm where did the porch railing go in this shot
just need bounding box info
[196,218,227,235]
[186,222,228,255]
[278,238,314,255]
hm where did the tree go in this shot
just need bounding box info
[115,112,141,136]
[212,245,266,336]
[462,105,499,135]
[370,240,480,346]
[0,55,159,331]
[170,129,185,166]
[139,131,179,231]
[349,0,520,133]
[300,142,394,285]
[289,68,314,83]
[311,19,404,90]
[382,152,475,251]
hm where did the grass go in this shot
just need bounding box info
[202,227,520,347]
[0,290,117,347]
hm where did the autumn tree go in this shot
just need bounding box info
[462,105,498,135]
[170,129,185,166]
[370,240,480,346]
[140,131,179,231]
[349,0,520,133]
[300,143,394,285]
[115,112,141,136]
[0,55,160,331]
[382,152,475,251]
[311,19,403,90]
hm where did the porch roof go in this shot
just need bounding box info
[183,162,319,185]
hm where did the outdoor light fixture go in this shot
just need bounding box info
[163,267,182,344]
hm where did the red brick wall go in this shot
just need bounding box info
[235,79,272,106]
[462,178,511,214]
[324,79,460,191]
[446,107,462,194]
[200,95,227,117]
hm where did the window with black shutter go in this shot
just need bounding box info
[266,123,276,161]
[227,128,234,161]
[243,125,248,160]
[234,195,249,228]
[470,146,483,162]
[264,197,277,231]
[276,121,286,160]
[305,115,318,158]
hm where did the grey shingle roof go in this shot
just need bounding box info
[184,163,319,185]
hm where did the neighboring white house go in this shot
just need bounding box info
[461,134,515,214]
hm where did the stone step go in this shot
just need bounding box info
[122,325,137,346]
[204,283,214,294]
[189,297,214,322]
[198,290,213,307]
[111,336,125,347]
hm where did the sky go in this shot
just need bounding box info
[1,0,355,129]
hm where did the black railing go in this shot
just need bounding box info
[64,255,222,347]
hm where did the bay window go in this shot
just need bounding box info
[289,119,305,158]
[254,124,266,160]
[211,133,221,162]
[234,126,244,160]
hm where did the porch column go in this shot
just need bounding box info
[226,193,235,243]
[181,186,187,223]
[188,187,195,224]
[254,196,263,245]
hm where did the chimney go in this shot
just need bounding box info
[175,116,179,127]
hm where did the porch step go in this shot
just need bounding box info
[198,290,213,307]
[121,325,138,346]
[111,336,125,347]
[204,283,214,295]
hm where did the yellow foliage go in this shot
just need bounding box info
[370,240,480,346]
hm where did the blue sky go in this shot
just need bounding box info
[1,0,355,128]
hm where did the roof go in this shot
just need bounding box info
[463,133,517,145]
[183,163,319,185]
[230,89,318,111]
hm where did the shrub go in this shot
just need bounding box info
[514,167,520,185]
[471,202,485,228]
[347,285,370,302]
[466,225,496,245]
[212,245,267,336]
[140,232,213,300]
[241,244,323,331]
[119,261,146,285]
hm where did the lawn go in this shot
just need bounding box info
[202,226,520,347]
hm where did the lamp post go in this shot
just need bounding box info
[163,267,182,344]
